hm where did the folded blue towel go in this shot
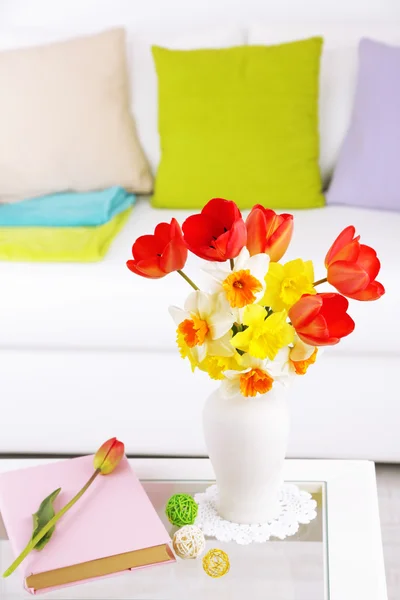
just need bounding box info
[0,187,135,227]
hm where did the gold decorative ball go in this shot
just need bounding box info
[172,525,206,559]
[202,548,230,578]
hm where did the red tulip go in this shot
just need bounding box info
[325,226,385,301]
[246,205,293,261]
[182,198,247,262]
[289,293,355,346]
[127,218,187,279]
[93,437,125,475]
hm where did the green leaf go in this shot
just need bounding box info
[31,488,61,551]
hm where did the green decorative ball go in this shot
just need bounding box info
[165,494,198,527]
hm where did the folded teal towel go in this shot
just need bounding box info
[0,187,135,226]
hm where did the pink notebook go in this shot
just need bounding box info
[0,456,175,594]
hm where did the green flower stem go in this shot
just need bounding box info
[230,258,235,271]
[3,469,101,578]
[177,270,199,291]
[313,277,328,286]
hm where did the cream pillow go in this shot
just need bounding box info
[0,28,152,201]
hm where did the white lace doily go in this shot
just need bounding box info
[194,484,317,545]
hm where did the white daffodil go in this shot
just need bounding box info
[203,247,270,310]
[289,336,319,375]
[169,290,235,362]
[220,348,293,399]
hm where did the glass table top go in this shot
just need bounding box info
[0,480,328,600]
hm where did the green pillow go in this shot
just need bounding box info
[152,39,325,210]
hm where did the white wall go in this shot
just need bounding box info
[0,0,399,32]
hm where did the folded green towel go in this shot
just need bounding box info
[0,208,131,262]
[0,187,135,227]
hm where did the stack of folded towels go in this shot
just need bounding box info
[0,28,153,263]
[0,188,135,262]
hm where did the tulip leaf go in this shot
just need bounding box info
[31,488,61,551]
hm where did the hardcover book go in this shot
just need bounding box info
[0,456,175,594]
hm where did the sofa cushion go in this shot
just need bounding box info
[0,26,245,179]
[327,38,400,211]
[2,22,400,187]
[0,199,397,354]
[249,23,400,183]
[0,29,153,201]
[151,39,324,209]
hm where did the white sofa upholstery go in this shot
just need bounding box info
[1,200,399,460]
[0,0,399,460]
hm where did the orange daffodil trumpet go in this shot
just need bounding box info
[289,337,318,375]
[170,291,235,363]
[203,247,269,310]
[126,198,385,399]
[221,351,292,398]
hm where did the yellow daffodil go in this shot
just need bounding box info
[231,304,294,360]
[261,259,316,312]
[170,291,235,363]
[198,354,242,380]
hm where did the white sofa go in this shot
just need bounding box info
[0,1,399,461]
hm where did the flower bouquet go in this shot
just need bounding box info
[127,198,384,524]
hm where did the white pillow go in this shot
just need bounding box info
[0,26,244,179]
[0,28,153,201]
[249,23,400,184]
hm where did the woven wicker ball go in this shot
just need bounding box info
[202,548,230,578]
[165,494,198,527]
[172,525,206,559]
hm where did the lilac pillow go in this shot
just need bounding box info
[328,38,400,211]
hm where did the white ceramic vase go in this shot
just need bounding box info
[203,384,290,524]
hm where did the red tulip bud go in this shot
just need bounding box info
[246,205,293,261]
[93,437,125,475]
[325,226,385,301]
